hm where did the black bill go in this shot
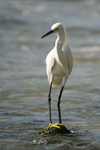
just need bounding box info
[41,30,54,39]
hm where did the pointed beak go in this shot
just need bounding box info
[41,30,54,39]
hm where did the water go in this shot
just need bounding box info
[0,0,100,149]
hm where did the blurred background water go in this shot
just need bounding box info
[0,0,100,149]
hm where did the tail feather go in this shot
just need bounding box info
[48,76,62,87]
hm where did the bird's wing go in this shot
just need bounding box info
[46,49,55,82]
[66,45,73,75]
[46,50,55,70]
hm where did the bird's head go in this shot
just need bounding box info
[41,23,63,39]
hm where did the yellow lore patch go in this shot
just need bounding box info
[53,28,59,31]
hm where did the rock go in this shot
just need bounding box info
[36,123,73,136]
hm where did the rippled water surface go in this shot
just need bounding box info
[0,0,100,149]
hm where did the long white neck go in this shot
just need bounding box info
[56,28,67,50]
[54,28,67,67]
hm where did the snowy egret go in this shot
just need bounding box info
[41,23,73,128]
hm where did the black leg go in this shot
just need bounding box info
[48,82,52,123]
[57,86,64,124]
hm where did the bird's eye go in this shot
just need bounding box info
[53,28,59,31]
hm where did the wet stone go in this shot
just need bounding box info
[36,124,71,136]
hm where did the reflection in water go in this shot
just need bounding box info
[0,0,100,149]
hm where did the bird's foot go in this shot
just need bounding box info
[44,123,64,129]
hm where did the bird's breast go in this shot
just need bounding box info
[52,60,65,77]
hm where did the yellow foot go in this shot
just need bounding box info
[44,123,64,129]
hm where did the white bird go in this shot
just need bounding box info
[41,23,73,127]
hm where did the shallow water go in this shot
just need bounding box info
[0,0,100,149]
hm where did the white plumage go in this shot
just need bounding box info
[46,23,73,87]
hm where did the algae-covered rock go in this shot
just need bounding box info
[36,123,73,136]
